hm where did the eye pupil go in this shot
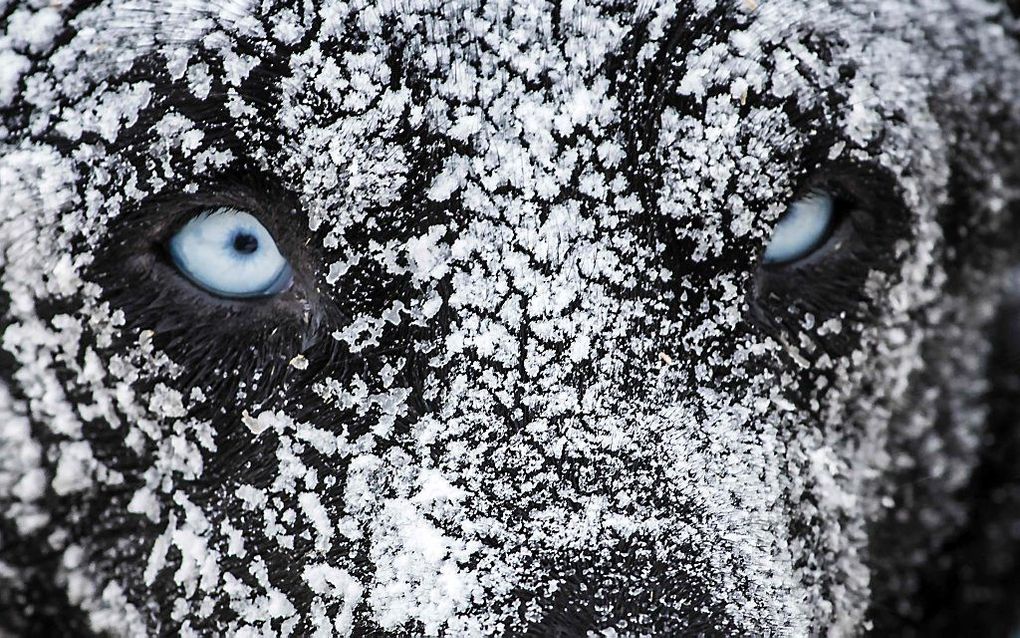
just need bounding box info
[233,232,259,254]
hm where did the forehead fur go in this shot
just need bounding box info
[1,0,1020,636]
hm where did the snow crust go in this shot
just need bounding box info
[1,0,1020,635]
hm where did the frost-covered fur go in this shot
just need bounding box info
[2,0,1020,635]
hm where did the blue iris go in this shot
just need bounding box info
[168,207,293,299]
[763,191,835,265]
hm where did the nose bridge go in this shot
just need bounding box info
[438,202,623,372]
[426,192,706,454]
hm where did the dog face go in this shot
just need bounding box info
[2,0,1020,635]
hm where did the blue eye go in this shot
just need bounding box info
[762,191,835,265]
[168,207,293,299]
